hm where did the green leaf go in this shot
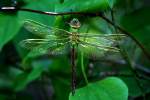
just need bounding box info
[0,66,22,89]
[51,76,70,100]
[49,57,70,74]
[56,0,116,12]
[0,78,12,89]
[13,65,44,91]
[0,14,21,49]
[18,0,55,25]
[106,0,117,8]
[121,7,150,51]
[120,77,150,97]
[69,77,128,100]
[0,95,7,100]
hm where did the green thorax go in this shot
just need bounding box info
[69,27,80,45]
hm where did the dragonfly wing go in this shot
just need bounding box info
[79,33,126,42]
[78,33,123,56]
[20,39,50,50]
[79,35,115,48]
[78,40,120,58]
[20,38,69,49]
[19,38,70,57]
[23,19,71,38]
[27,42,69,57]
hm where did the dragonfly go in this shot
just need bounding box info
[20,18,125,95]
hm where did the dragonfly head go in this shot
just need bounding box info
[69,18,81,29]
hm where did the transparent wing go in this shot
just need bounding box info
[79,34,115,48]
[23,19,71,38]
[20,37,70,50]
[28,42,70,57]
[78,37,120,58]
[78,33,125,54]
[79,33,126,41]
[20,39,71,57]
[80,40,120,52]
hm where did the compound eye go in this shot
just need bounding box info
[73,20,78,24]
[70,18,81,28]
[72,18,79,24]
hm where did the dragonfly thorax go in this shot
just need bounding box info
[70,32,79,44]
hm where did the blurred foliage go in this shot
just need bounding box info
[0,0,150,100]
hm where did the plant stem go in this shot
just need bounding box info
[81,52,88,85]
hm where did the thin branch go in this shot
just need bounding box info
[0,7,103,16]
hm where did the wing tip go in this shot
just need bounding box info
[19,39,31,50]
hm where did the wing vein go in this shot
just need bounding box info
[79,40,120,52]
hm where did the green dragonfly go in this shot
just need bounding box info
[20,18,125,95]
